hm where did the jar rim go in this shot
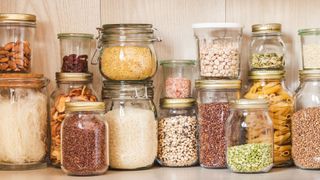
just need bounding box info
[57,33,94,39]
[65,102,105,112]
[56,72,93,83]
[0,73,48,88]
[192,22,243,29]
[160,59,196,66]
[298,28,320,35]
[230,99,268,109]
[195,79,241,89]
[160,98,195,109]
[299,70,320,80]
[249,70,284,80]
[252,23,281,33]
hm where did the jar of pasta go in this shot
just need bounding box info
[292,70,320,169]
[195,79,241,168]
[244,70,293,167]
[50,73,98,167]
[226,99,273,173]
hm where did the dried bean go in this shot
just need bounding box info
[251,53,284,69]
[61,54,88,72]
[165,77,191,98]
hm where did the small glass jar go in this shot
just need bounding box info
[192,23,243,79]
[103,80,157,170]
[160,60,195,98]
[298,28,320,69]
[50,73,98,167]
[58,33,93,73]
[249,23,285,70]
[0,73,49,170]
[61,102,109,176]
[0,13,36,73]
[195,79,241,168]
[157,98,198,167]
[95,24,160,81]
[244,70,293,167]
[226,99,273,173]
[292,70,320,169]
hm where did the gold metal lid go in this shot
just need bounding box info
[160,59,196,66]
[56,72,93,83]
[252,23,281,33]
[0,73,48,88]
[160,98,195,109]
[231,99,268,109]
[65,102,105,112]
[57,33,94,39]
[195,80,241,89]
[249,70,284,80]
[299,70,320,79]
[0,13,36,23]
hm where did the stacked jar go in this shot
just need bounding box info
[0,13,50,170]
[192,23,243,169]
[96,24,160,170]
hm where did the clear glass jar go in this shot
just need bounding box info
[244,70,293,167]
[0,13,36,73]
[160,60,195,98]
[0,73,49,170]
[61,102,109,176]
[192,23,243,79]
[298,28,320,69]
[103,80,157,170]
[50,73,98,167]
[249,23,285,70]
[58,33,93,73]
[157,98,198,167]
[195,80,241,168]
[94,24,160,81]
[292,70,320,169]
[226,99,273,173]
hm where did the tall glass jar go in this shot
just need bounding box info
[0,73,49,170]
[58,33,93,73]
[249,23,285,70]
[226,99,273,173]
[61,102,109,176]
[50,73,98,167]
[244,70,293,167]
[94,24,160,81]
[0,13,36,73]
[192,23,243,79]
[292,70,320,169]
[298,28,320,69]
[157,98,198,167]
[195,80,241,168]
[103,80,157,170]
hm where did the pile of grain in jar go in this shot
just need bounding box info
[157,115,198,167]
[302,44,320,68]
[165,77,191,98]
[105,106,157,169]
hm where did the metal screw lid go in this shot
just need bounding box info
[252,23,281,33]
[195,79,241,90]
[56,72,93,83]
[249,70,284,80]
[231,99,269,109]
[160,98,195,109]
[66,102,105,112]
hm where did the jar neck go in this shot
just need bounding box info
[252,32,282,37]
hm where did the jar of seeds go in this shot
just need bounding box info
[157,98,198,167]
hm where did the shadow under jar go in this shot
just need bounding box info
[195,79,241,168]
[0,13,36,73]
[95,24,160,81]
[102,80,157,170]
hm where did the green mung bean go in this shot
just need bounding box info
[251,53,284,69]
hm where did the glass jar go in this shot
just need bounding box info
[50,73,98,167]
[61,102,108,176]
[0,73,48,170]
[292,70,320,169]
[157,98,198,167]
[58,33,93,73]
[0,13,36,73]
[244,70,293,167]
[102,80,157,170]
[226,99,273,173]
[192,23,243,79]
[298,28,320,69]
[249,23,285,70]
[160,60,195,98]
[195,79,241,168]
[95,24,160,81]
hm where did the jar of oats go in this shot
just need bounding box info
[95,24,160,81]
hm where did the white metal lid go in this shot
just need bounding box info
[192,22,242,29]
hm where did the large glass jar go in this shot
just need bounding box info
[192,23,243,79]
[0,13,36,73]
[58,33,93,73]
[95,24,160,81]
[61,102,109,176]
[103,80,157,170]
[292,70,320,169]
[298,28,320,69]
[244,70,293,167]
[0,73,49,170]
[195,80,241,168]
[50,73,98,167]
[157,98,198,167]
[249,23,285,70]
[226,99,273,173]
